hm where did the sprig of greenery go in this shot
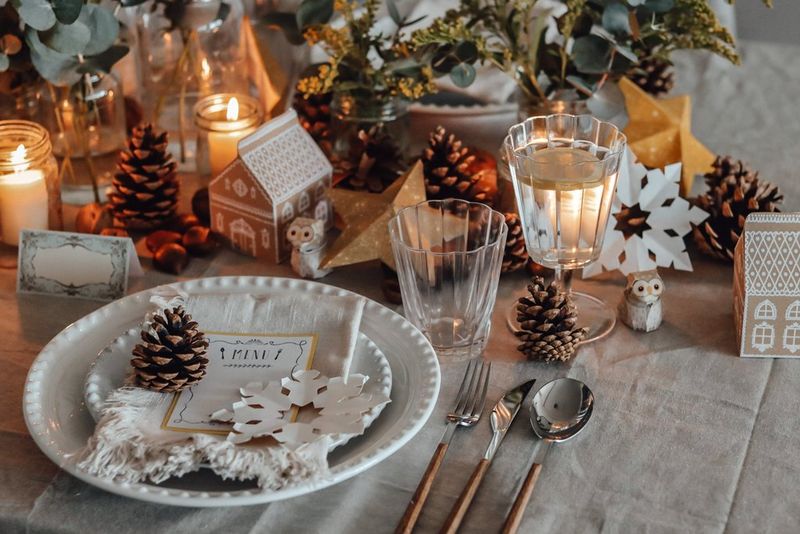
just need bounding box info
[0,0,127,90]
[266,0,479,101]
[415,0,770,103]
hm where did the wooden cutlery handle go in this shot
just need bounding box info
[395,441,450,534]
[501,462,544,534]
[440,458,491,534]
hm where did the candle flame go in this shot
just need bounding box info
[226,97,239,121]
[201,58,211,81]
[10,144,28,173]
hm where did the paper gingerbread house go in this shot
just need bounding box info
[734,212,800,358]
[209,109,333,263]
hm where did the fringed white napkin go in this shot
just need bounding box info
[75,291,365,490]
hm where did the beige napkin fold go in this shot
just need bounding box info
[75,290,365,489]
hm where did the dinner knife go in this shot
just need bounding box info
[440,378,536,534]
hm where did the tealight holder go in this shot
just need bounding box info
[0,120,62,246]
[194,93,263,180]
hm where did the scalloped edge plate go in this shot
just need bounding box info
[23,276,440,507]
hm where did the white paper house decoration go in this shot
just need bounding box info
[734,212,800,358]
[209,109,333,263]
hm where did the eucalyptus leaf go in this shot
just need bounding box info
[614,43,637,62]
[296,0,333,30]
[454,40,478,62]
[602,3,631,35]
[14,0,57,31]
[26,26,81,85]
[449,63,475,88]
[52,0,83,24]
[628,0,647,5]
[264,12,305,45]
[644,0,674,13]
[78,44,128,74]
[79,4,119,56]
[41,20,90,55]
[572,35,612,74]
[0,53,9,71]
[118,0,148,6]
[387,0,401,26]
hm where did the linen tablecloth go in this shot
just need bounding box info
[3,41,800,533]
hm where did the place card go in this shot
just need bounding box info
[160,331,318,434]
[17,230,143,301]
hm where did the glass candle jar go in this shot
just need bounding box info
[137,0,248,167]
[194,93,262,179]
[39,73,127,205]
[0,121,62,245]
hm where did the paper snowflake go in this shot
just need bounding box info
[583,148,709,278]
[211,370,390,449]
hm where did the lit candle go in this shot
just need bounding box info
[195,93,263,178]
[0,144,49,245]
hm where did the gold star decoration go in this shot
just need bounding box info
[619,77,715,196]
[322,161,425,270]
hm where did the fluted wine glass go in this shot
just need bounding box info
[504,114,626,343]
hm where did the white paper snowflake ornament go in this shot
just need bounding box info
[213,370,390,449]
[583,148,709,278]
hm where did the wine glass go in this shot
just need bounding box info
[504,114,626,343]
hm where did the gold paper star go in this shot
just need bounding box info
[322,161,426,270]
[620,77,715,196]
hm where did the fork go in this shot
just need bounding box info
[395,358,492,534]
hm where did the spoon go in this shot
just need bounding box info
[501,378,595,534]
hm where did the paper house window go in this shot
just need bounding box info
[315,182,326,202]
[754,300,777,321]
[315,200,329,225]
[752,323,775,352]
[783,323,800,353]
[786,300,800,320]
[261,228,270,249]
[281,202,294,223]
[299,191,310,212]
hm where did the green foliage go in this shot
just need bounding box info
[415,0,770,103]
[266,0,476,101]
[1,0,127,88]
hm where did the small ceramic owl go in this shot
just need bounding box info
[619,269,664,332]
[286,217,331,279]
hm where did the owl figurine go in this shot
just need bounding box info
[286,217,331,279]
[619,269,664,332]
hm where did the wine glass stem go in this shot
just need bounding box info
[555,266,574,296]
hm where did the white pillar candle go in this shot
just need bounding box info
[0,144,49,245]
[207,97,257,176]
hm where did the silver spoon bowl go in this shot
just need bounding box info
[501,378,595,534]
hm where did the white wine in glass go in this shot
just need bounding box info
[513,146,618,269]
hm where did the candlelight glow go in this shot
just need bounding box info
[226,97,239,121]
[201,58,211,80]
[10,144,28,173]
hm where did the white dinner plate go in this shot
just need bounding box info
[23,276,440,507]
[83,329,392,450]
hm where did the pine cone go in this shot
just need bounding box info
[693,155,783,261]
[629,57,674,97]
[333,125,404,193]
[515,277,588,362]
[109,124,179,230]
[131,306,209,392]
[422,126,485,203]
[502,212,529,273]
[294,91,332,152]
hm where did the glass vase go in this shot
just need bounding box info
[0,82,41,122]
[39,74,127,206]
[137,0,248,168]
[330,93,409,192]
[0,120,62,245]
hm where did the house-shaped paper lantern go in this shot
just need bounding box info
[209,109,333,262]
[734,212,800,358]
